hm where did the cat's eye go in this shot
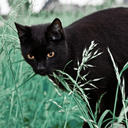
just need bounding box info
[47,52,55,58]
[27,54,35,59]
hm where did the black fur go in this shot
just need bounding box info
[15,7,128,127]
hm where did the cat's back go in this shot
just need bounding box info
[65,7,128,49]
[67,7,128,29]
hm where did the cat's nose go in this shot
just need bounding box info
[37,66,45,73]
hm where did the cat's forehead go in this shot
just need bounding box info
[30,23,50,41]
[28,24,55,51]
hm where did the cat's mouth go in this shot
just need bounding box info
[34,69,53,76]
[36,71,50,76]
[37,72,47,76]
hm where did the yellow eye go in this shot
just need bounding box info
[47,52,55,58]
[27,54,34,59]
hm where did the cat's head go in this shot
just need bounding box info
[15,18,68,76]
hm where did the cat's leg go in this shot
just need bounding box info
[96,90,123,128]
[82,90,122,128]
[82,92,98,128]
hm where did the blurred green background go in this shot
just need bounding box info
[0,0,127,128]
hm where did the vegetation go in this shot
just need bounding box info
[0,0,127,128]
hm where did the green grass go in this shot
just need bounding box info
[0,1,85,128]
[0,0,127,128]
[0,26,83,127]
[0,25,83,127]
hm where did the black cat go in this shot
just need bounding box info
[15,7,128,127]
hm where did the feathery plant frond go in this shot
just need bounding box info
[76,41,102,82]
[108,48,128,127]
[53,41,103,127]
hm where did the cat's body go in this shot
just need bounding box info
[15,7,128,127]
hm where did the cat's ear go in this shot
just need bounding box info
[47,18,64,40]
[15,22,30,38]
